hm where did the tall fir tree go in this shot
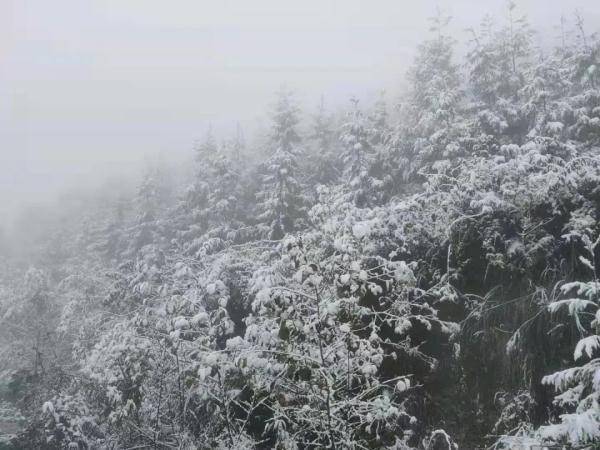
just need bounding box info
[256,88,306,239]
[307,96,340,186]
[394,10,464,179]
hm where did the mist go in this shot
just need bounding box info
[2,0,599,233]
[2,1,600,448]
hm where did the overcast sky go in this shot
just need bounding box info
[1,0,600,230]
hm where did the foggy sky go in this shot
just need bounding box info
[2,0,600,230]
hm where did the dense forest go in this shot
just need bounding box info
[1,4,600,449]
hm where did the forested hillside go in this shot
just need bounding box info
[1,5,600,449]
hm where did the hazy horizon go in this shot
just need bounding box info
[2,0,600,231]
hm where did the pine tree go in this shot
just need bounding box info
[367,91,390,147]
[563,15,600,144]
[339,97,380,207]
[96,194,128,262]
[127,163,171,256]
[466,3,534,144]
[408,11,461,132]
[206,139,243,230]
[396,10,464,178]
[307,96,340,186]
[257,88,306,239]
[188,127,218,220]
[536,228,600,446]
[176,128,219,251]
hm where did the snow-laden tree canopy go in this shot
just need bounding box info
[1,4,600,449]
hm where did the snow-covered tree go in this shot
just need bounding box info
[340,98,381,207]
[257,88,307,239]
[393,10,465,180]
[466,3,534,145]
[367,91,390,147]
[306,96,340,186]
[536,227,599,446]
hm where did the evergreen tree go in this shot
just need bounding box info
[127,163,172,256]
[367,91,390,147]
[466,3,534,144]
[257,88,306,239]
[394,10,465,179]
[307,96,340,186]
[339,97,381,207]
